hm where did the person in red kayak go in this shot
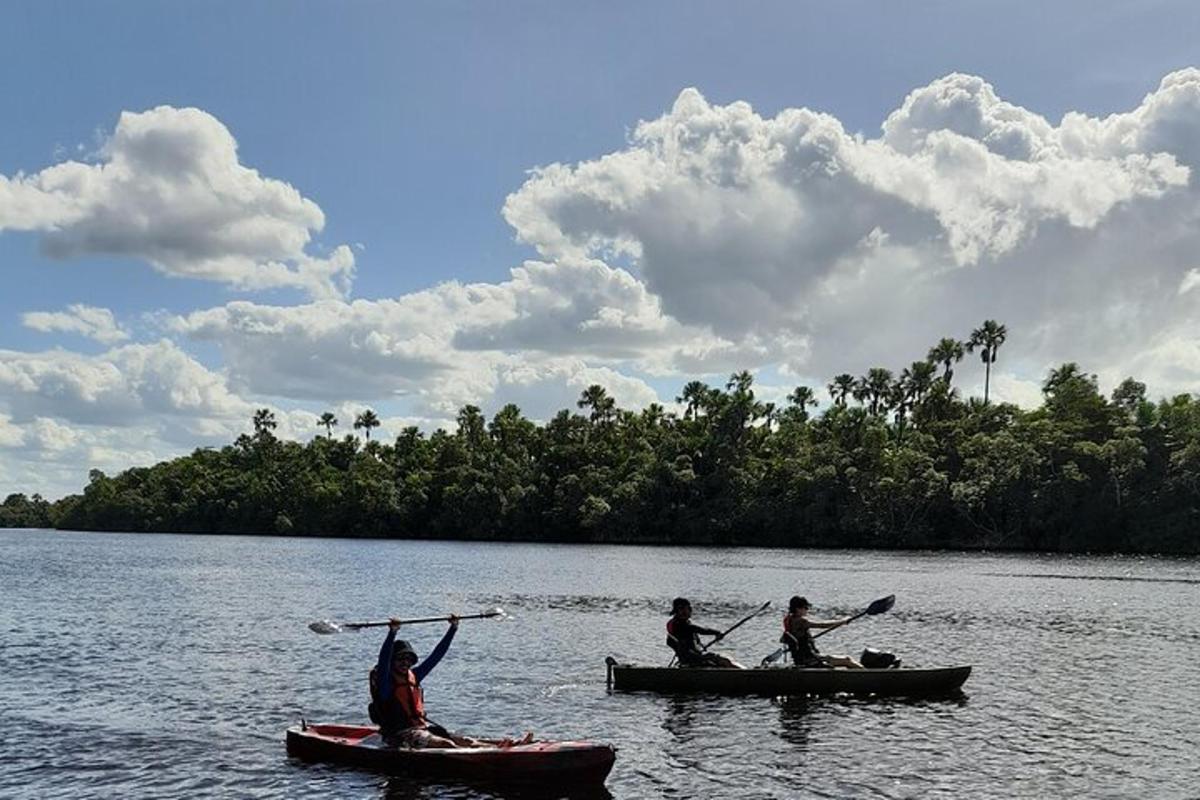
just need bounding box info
[781,596,863,669]
[370,616,535,749]
[667,597,744,668]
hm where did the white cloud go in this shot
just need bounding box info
[167,257,717,410]
[500,69,1200,395]
[11,70,1200,498]
[0,414,180,499]
[0,106,354,298]
[0,340,251,427]
[486,359,660,420]
[986,373,1046,409]
[0,413,24,447]
[22,304,130,344]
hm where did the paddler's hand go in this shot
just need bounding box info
[448,614,460,629]
[388,618,403,631]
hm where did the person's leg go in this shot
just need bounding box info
[822,654,864,669]
[418,731,463,748]
[707,653,746,669]
[398,728,461,749]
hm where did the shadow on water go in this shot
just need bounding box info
[383,776,613,800]
[774,693,971,748]
[658,694,742,744]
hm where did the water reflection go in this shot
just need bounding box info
[383,777,613,800]
[774,693,971,749]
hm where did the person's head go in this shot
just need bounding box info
[671,597,692,619]
[391,640,419,671]
[789,596,810,613]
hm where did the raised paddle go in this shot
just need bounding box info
[309,607,505,635]
[700,600,773,651]
[761,594,895,665]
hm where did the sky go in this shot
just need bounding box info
[2,1,1200,498]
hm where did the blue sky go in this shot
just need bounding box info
[2,1,1200,497]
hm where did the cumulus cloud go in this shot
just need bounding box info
[501,69,1200,395]
[12,69,1200,498]
[0,343,357,498]
[0,340,251,427]
[22,304,129,344]
[0,413,24,448]
[160,68,1200,422]
[0,414,181,499]
[0,106,353,298]
[167,257,711,412]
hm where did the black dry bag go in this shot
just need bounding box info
[860,647,899,669]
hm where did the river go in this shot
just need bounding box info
[1,529,1197,798]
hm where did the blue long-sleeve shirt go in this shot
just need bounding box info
[376,624,456,705]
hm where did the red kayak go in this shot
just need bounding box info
[286,722,616,786]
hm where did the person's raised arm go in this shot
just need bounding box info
[805,616,853,629]
[376,620,401,700]
[414,615,459,682]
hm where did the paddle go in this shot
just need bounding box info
[700,600,772,651]
[761,594,895,665]
[309,607,506,635]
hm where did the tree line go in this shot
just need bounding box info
[4,320,1198,554]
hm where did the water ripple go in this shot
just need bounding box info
[1,530,1197,798]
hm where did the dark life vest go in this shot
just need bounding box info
[782,613,821,665]
[368,665,428,731]
[666,617,696,655]
[667,616,712,666]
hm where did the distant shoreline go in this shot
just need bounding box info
[6,359,1200,558]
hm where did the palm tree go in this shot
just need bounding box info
[967,320,1008,404]
[927,338,965,385]
[904,361,937,404]
[761,402,777,431]
[676,381,711,419]
[727,370,754,395]
[859,368,894,416]
[827,374,856,407]
[640,402,667,430]
[456,404,487,452]
[354,409,381,440]
[318,412,338,438]
[577,384,616,424]
[787,385,818,423]
[252,408,277,435]
[1042,362,1088,399]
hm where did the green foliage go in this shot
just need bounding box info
[14,324,1200,554]
[0,493,54,528]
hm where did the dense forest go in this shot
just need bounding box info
[4,322,1199,554]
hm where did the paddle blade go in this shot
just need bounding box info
[308,620,346,635]
[484,607,507,620]
[866,595,896,616]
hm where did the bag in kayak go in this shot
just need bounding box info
[860,647,900,669]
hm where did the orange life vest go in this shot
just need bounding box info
[369,666,428,730]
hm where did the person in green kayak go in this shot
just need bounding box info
[667,597,745,668]
[370,616,535,749]
[781,596,863,669]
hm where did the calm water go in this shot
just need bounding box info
[1,530,1198,799]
